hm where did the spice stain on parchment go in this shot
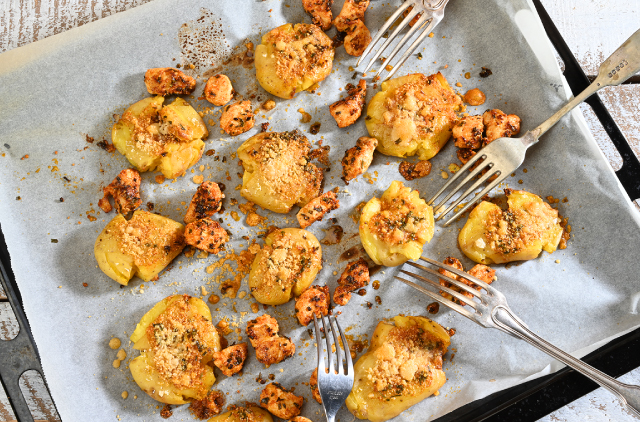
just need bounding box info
[178,8,231,74]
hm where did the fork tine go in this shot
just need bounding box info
[313,315,325,372]
[361,3,421,74]
[333,316,353,376]
[381,16,440,82]
[395,275,476,320]
[328,316,345,375]
[435,165,499,221]
[418,256,492,290]
[442,172,510,226]
[432,160,491,214]
[428,150,487,205]
[399,269,480,310]
[372,13,430,78]
[403,262,483,299]
[320,314,335,374]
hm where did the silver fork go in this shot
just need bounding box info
[429,28,640,226]
[357,0,450,81]
[395,256,640,418]
[313,314,354,422]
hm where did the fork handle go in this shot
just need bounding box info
[492,306,640,418]
[524,28,640,147]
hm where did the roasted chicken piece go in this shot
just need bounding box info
[296,190,340,229]
[220,100,255,136]
[184,181,224,224]
[184,218,229,254]
[144,67,196,96]
[204,74,234,107]
[344,20,371,56]
[212,343,248,377]
[341,136,378,184]
[291,417,313,422]
[453,115,484,149]
[457,148,477,165]
[98,168,142,214]
[398,160,432,181]
[259,383,304,420]
[438,256,495,305]
[310,368,322,403]
[334,0,370,32]
[334,258,369,306]
[246,314,295,365]
[482,109,521,144]
[330,79,366,128]
[302,0,333,30]
[189,390,225,419]
[295,285,330,326]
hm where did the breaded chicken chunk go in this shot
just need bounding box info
[98,168,142,214]
[184,181,224,224]
[246,314,296,365]
[212,343,248,377]
[344,20,371,56]
[330,79,366,128]
[341,136,378,184]
[453,115,484,149]
[438,256,495,305]
[144,67,196,96]
[302,0,333,30]
[483,109,521,144]
[291,417,313,422]
[259,383,304,420]
[334,258,370,306]
[334,0,370,32]
[220,100,255,136]
[204,74,234,106]
[398,160,432,181]
[295,285,330,326]
[297,190,340,229]
[189,390,225,419]
[310,368,322,403]
[184,217,229,254]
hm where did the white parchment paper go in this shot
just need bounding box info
[1,0,640,421]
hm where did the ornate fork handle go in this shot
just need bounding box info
[492,305,640,418]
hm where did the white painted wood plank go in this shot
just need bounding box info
[0,383,17,422]
[19,371,60,422]
[0,302,19,341]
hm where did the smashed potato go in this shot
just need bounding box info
[346,315,450,422]
[112,96,207,179]
[249,228,322,305]
[459,189,563,264]
[129,295,221,404]
[366,73,462,160]
[237,131,323,213]
[255,23,334,99]
[94,211,185,285]
[359,181,434,267]
[207,405,273,422]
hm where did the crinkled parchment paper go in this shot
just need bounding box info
[1,0,640,421]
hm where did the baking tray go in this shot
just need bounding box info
[1,0,639,421]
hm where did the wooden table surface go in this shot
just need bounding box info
[0,1,639,421]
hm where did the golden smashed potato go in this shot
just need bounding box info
[255,23,334,99]
[129,295,221,404]
[237,131,323,213]
[459,189,563,264]
[94,211,185,285]
[346,315,450,422]
[207,405,273,422]
[112,96,207,179]
[365,73,462,160]
[249,228,322,305]
[359,181,434,267]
